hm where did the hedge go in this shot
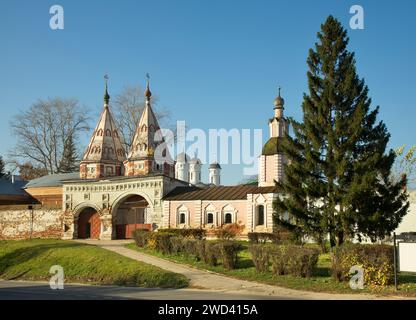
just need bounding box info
[249,244,270,273]
[216,241,243,269]
[131,229,150,247]
[248,232,280,244]
[249,244,319,277]
[157,228,206,240]
[332,244,394,286]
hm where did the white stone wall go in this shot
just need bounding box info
[62,175,186,239]
[0,208,63,240]
[395,190,416,234]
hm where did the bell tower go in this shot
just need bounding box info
[124,74,175,177]
[80,75,126,179]
[258,87,288,187]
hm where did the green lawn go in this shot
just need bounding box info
[0,239,188,288]
[126,241,416,297]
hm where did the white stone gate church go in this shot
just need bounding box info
[60,76,289,240]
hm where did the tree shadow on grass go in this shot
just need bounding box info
[0,242,82,276]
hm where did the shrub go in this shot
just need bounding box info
[214,223,245,240]
[249,244,270,273]
[285,246,319,277]
[131,229,150,247]
[170,236,185,254]
[158,228,206,240]
[269,245,288,275]
[201,241,219,266]
[268,245,319,277]
[248,232,280,244]
[181,239,200,259]
[152,233,174,254]
[331,244,394,286]
[216,241,243,270]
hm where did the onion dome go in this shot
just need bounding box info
[274,86,284,108]
[261,137,283,155]
[176,152,190,163]
[209,162,221,169]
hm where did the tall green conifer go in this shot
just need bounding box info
[274,16,409,247]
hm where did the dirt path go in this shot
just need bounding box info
[73,239,403,300]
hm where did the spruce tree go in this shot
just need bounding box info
[274,16,409,247]
[58,134,78,173]
[0,156,5,178]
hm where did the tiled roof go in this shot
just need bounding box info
[0,178,28,196]
[163,185,277,201]
[24,173,80,188]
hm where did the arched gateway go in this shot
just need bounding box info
[77,207,101,239]
[113,194,151,239]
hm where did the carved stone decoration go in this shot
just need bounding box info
[100,213,113,240]
[61,210,76,240]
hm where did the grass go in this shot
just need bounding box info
[126,241,416,297]
[0,239,188,288]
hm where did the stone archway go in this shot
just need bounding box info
[77,207,101,239]
[112,194,151,239]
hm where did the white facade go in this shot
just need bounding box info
[209,164,221,186]
[189,158,202,185]
[175,153,190,183]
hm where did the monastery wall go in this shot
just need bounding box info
[0,205,63,240]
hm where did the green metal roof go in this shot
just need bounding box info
[262,137,283,155]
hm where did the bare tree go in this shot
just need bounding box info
[112,85,171,153]
[9,98,90,174]
[393,145,416,186]
[15,161,48,181]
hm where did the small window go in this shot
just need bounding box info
[179,213,186,224]
[257,205,265,226]
[224,213,232,224]
[106,166,113,175]
[207,213,214,224]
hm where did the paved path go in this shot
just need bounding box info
[0,280,283,300]
[73,239,401,300]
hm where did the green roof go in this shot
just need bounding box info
[262,137,283,155]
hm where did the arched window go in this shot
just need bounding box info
[207,213,214,224]
[224,213,232,224]
[105,129,111,136]
[179,213,186,224]
[177,205,188,226]
[257,205,265,226]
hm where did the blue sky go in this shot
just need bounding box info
[1,0,415,184]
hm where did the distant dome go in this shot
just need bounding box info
[189,157,201,165]
[176,152,190,163]
[209,162,221,169]
[274,95,284,108]
[262,137,283,155]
